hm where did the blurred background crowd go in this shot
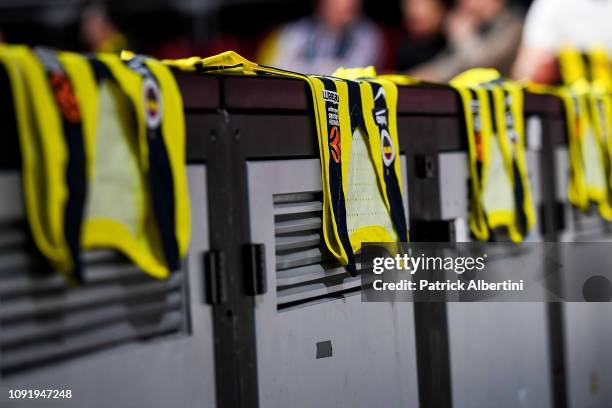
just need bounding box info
[0,0,611,84]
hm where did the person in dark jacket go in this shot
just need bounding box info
[411,0,524,81]
[396,0,451,71]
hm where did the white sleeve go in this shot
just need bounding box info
[522,0,561,51]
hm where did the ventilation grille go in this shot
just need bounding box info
[274,192,361,311]
[572,207,612,240]
[0,207,189,377]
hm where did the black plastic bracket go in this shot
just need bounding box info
[415,154,436,179]
[244,244,267,296]
[204,250,227,305]
[411,219,456,242]
[539,201,566,236]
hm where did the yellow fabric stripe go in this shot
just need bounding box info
[82,219,168,278]
[450,75,494,241]
[0,46,73,276]
[451,68,537,242]
[146,59,192,258]
[308,76,348,265]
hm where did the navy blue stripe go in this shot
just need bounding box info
[134,63,180,272]
[88,58,115,83]
[345,80,365,133]
[147,126,179,271]
[62,114,86,282]
[369,82,408,241]
[39,56,87,282]
[318,77,356,274]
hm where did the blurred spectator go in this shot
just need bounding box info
[256,0,383,75]
[409,0,523,81]
[396,0,450,71]
[512,0,612,82]
[80,4,127,53]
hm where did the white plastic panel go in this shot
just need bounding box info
[564,303,612,408]
[438,152,469,221]
[439,145,553,407]
[2,165,216,408]
[248,157,419,408]
[555,144,612,408]
[448,303,552,408]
